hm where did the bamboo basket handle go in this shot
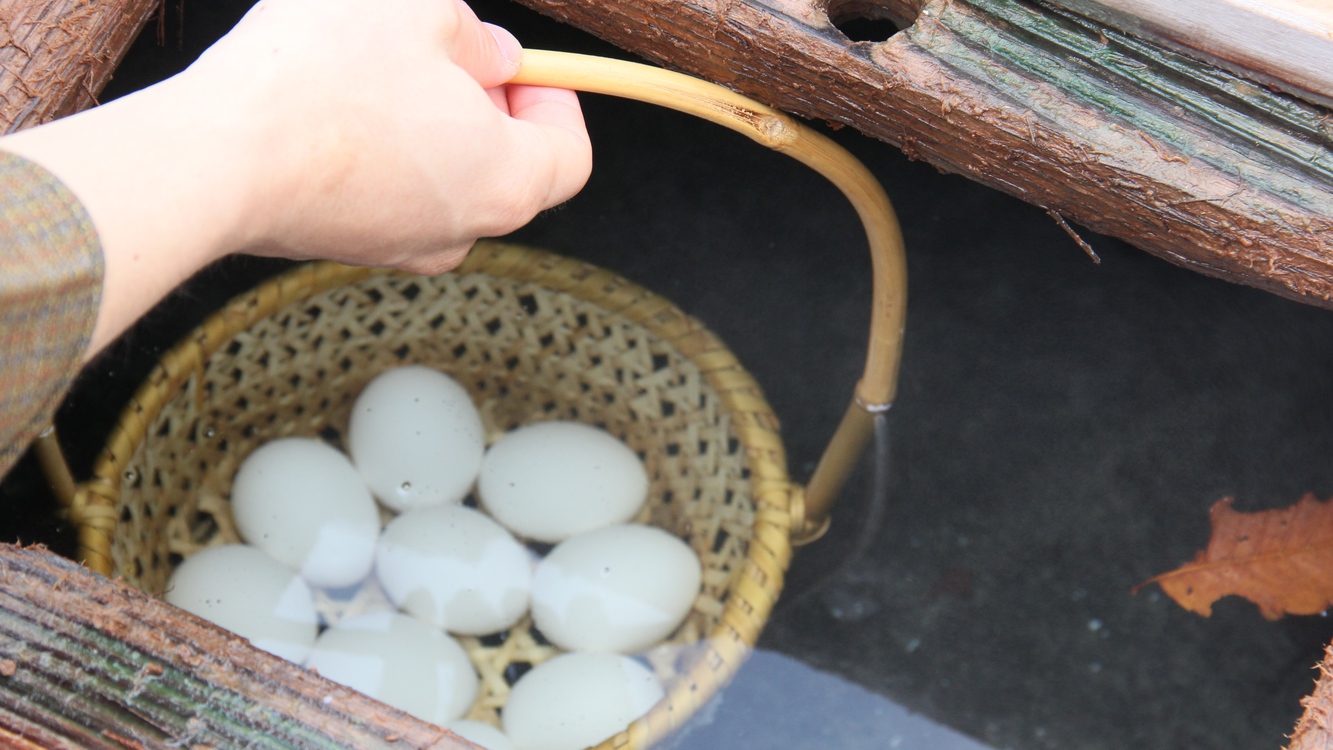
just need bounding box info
[33,426,76,508]
[513,50,908,541]
[32,53,907,546]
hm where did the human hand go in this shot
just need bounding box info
[0,0,590,355]
[184,0,592,273]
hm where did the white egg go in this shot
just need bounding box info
[349,366,485,512]
[230,438,379,588]
[165,544,317,663]
[503,652,663,750]
[303,611,478,724]
[478,422,648,543]
[376,505,532,635]
[446,720,516,750]
[531,524,701,654]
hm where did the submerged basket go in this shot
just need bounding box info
[79,243,788,737]
[60,51,907,749]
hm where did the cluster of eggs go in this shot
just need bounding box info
[164,366,703,750]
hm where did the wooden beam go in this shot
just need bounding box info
[0,544,474,750]
[0,0,160,133]
[512,0,1333,309]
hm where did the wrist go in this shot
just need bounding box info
[1,71,270,354]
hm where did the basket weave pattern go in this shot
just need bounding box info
[77,242,794,743]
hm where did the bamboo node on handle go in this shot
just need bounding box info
[755,113,795,147]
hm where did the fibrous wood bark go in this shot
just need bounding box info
[1288,642,1333,750]
[0,0,160,133]
[513,0,1333,309]
[0,543,474,750]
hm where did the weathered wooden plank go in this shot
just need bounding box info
[0,0,160,133]
[0,544,475,750]
[1054,0,1333,109]
[514,0,1333,308]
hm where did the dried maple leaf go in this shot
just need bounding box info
[1139,494,1333,620]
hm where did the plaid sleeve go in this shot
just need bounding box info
[0,151,103,479]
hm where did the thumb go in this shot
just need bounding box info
[448,0,521,89]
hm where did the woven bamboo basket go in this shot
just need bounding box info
[53,51,908,749]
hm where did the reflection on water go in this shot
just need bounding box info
[661,649,993,750]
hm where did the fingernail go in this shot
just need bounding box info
[485,23,522,67]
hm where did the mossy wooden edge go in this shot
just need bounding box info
[0,543,474,750]
[514,0,1333,308]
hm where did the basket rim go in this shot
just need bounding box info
[69,240,796,747]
